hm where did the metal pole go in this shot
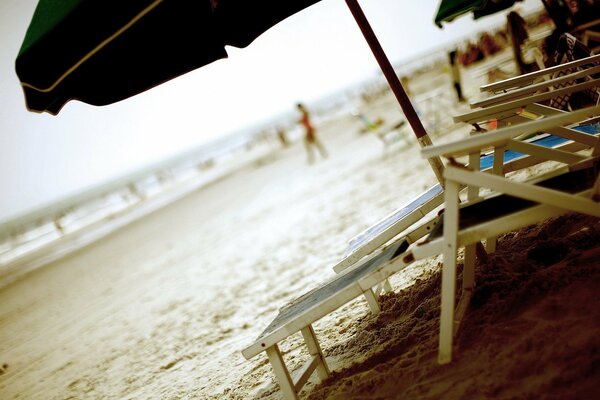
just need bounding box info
[344,0,426,138]
[344,0,445,184]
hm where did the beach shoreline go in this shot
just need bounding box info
[0,139,281,289]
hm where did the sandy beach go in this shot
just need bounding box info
[1,47,599,400]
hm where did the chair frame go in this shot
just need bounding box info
[415,105,600,364]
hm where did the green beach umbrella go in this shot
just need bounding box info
[16,0,321,115]
[435,0,523,27]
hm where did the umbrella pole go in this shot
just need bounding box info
[344,0,445,185]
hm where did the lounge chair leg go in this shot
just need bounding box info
[439,180,460,365]
[266,345,299,400]
[593,173,600,202]
[465,144,485,276]
[363,289,381,314]
[593,136,600,157]
[485,237,497,253]
[301,325,330,381]
[383,279,393,293]
[485,145,505,253]
[463,244,476,292]
[467,138,481,201]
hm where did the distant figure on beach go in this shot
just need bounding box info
[507,10,536,75]
[276,126,289,147]
[448,50,466,103]
[297,103,328,164]
[479,32,501,56]
[351,109,384,134]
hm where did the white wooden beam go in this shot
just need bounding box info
[480,54,600,93]
[472,64,600,109]
[506,139,588,165]
[300,325,330,381]
[293,356,319,392]
[439,180,461,365]
[363,289,381,314]
[423,106,600,159]
[266,345,298,400]
[455,79,600,124]
[444,167,600,217]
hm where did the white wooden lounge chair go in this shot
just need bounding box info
[241,213,439,399]
[414,105,600,365]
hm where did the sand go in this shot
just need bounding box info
[1,48,599,400]
[308,213,600,400]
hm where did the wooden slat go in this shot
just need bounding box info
[455,79,600,124]
[293,355,319,392]
[414,165,597,258]
[336,185,443,272]
[545,126,599,147]
[300,325,329,380]
[445,167,600,217]
[472,64,600,109]
[241,232,419,359]
[480,54,600,93]
[423,106,600,159]
[453,288,473,336]
[266,345,298,400]
[438,180,460,365]
[506,139,588,165]
[363,289,381,314]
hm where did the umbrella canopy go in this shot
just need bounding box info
[434,0,523,27]
[16,0,320,115]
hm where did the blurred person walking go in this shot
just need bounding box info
[276,126,289,147]
[297,103,328,163]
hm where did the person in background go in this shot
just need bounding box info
[448,50,466,102]
[479,32,501,56]
[507,10,537,74]
[276,126,289,147]
[297,103,328,164]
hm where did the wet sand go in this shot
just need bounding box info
[1,49,599,399]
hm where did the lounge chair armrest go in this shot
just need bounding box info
[456,79,600,124]
[572,18,600,33]
[422,106,600,159]
[480,54,600,93]
[471,65,600,109]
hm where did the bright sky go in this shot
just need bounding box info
[0,0,542,222]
